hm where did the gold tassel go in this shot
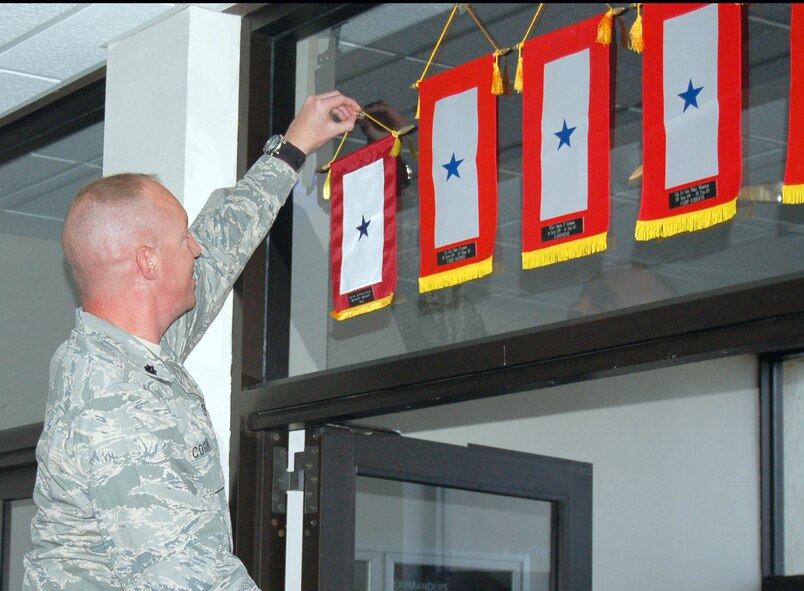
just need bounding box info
[514,43,524,93]
[323,170,332,201]
[630,5,644,53]
[492,51,504,95]
[596,9,614,45]
[391,135,401,158]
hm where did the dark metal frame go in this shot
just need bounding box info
[760,350,804,580]
[237,425,592,591]
[760,354,784,578]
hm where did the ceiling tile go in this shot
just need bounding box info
[0,4,80,47]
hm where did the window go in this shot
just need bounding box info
[244,3,803,429]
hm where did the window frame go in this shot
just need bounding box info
[236,3,804,430]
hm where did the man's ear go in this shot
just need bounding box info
[136,246,158,280]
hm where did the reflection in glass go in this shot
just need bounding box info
[288,4,802,374]
[354,476,553,591]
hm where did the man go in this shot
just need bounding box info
[23,90,361,590]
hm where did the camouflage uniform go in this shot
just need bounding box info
[23,155,296,590]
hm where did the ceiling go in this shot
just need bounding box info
[0,3,234,119]
[0,3,234,240]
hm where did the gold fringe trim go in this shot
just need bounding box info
[418,257,493,293]
[634,199,737,241]
[782,184,804,204]
[522,233,607,269]
[331,294,394,321]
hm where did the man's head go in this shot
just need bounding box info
[63,173,201,336]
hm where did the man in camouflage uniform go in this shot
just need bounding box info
[23,91,361,590]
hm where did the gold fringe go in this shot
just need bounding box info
[522,233,608,269]
[514,44,524,93]
[596,9,614,45]
[331,294,394,321]
[629,5,644,53]
[782,184,804,204]
[391,136,402,158]
[634,199,737,241]
[418,257,493,293]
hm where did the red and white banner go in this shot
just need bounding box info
[521,14,611,269]
[636,3,742,240]
[329,134,397,320]
[783,3,804,204]
[418,54,498,293]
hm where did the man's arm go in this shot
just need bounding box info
[163,91,360,360]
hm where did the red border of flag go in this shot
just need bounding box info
[783,4,804,204]
[329,134,397,320]
[418,54,498,293]
[521,14,611,269]
[636,3,743,240]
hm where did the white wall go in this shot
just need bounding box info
[103,7,241,495]
[0,232,79,430]
[368,354,762,591]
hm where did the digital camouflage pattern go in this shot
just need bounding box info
[23,155,296,590]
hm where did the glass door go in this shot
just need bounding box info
[236,425,591,591]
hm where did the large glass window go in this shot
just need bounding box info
[0,120,102,429]
[285,3,801,377]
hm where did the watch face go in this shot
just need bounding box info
[266,135,283,153]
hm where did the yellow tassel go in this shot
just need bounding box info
[418,257,493,293]
[391,135,401,158]
[415,94,421,120]
[331,294,394,320]
[491,52,504,96]
[782,184,804,204]
[522,233,608,269]
[634,199,737,241]
[323,170,332,201]
[514,44,524,93]
[630,9,644,53]
[596,10,614,45]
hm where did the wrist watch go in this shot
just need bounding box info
[264,134,306,171]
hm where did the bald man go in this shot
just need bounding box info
[23,91,361,590]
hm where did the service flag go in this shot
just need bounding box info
[521,14,611,269]
[329,134,397,320]
[783,4,804,204]
[636,3,742,240]
[418,54,498,293]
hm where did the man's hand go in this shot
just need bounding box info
[283,91,361,155]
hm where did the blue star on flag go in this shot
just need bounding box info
[554,119,576,151]
[356,214,370,241]
[678,79,703,113]
[442,152,464,181]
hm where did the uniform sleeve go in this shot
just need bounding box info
[75,385,259,590]
[164,155,298,361]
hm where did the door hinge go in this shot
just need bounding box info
[271,445,319,514]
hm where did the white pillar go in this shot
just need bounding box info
[103,6,242,496]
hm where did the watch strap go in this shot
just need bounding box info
[264,135,306,171]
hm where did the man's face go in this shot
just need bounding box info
[145,183,202,319]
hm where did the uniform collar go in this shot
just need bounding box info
[75,308,173,383]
